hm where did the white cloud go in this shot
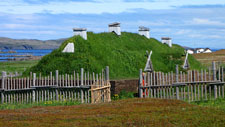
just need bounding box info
[175,29,192,35]
[191,18,225,26]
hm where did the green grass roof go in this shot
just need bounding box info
[25,32,201,79]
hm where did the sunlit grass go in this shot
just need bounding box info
[0,100,81,110]
[0,60,39,76]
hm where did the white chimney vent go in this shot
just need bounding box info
[138,26,150,39]
[161,37,172,47]
[73,28,87,40]
[108,22,121,36]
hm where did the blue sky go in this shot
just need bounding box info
[0,0,225,49]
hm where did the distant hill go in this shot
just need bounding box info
[25,32,202,79]
[212,49,225,54]
[0,37,67,49]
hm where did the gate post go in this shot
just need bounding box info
[105,66,111,102]
[1,71,6,104]
[139,69,143,98]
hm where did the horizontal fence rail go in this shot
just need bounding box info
[139,62,225,102]
[0,67,111,104]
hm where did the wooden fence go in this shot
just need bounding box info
[139,62,225,101]
[0,67,111,104]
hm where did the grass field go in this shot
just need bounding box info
[0,98,224,127]
[0,60,39,76]
[191,98,225,110]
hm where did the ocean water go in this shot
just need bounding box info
[0,49,53,62]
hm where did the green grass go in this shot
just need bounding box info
[25,32,202,79]
[191,98,225,110]
[0,60,39,76]
[0,100,81,110]
[112,90,135,100]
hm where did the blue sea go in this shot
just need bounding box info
[0,49,53,62]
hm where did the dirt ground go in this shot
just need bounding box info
[0,98,224,127]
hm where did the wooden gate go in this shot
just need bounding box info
[91,66,111,103]
[91,82,111,103]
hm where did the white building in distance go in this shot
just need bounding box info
[62,43,74,53]
[186,49,194,54]
[195,48,205,53]
[73,28,87,40]
[108,22,121,36]
[161,37,172,47]
[204,48,212,53]
[138,26,150,39]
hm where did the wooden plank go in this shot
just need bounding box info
[209,85,212,100]
[209,67,211,81]
[176,86,179,100]
[65,74,68,87]
[32,73,36,103]
[74,71,76,86]
[77,73,79,86]
[163,73,166,99]
[219,66,221,81]
[153,72,156,98]
[81,68,84,103]
[150,73,153,98]
[222,67,224,82]
[197,84,200,101]
[139,69,143,98]
[222,84,224,98]
[176,65,179,82]
[212,61,217,81]
[147,72,150,98]
[214,85,217,99]
[56,70,59,101]
[159,72,162,99]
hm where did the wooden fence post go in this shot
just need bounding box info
[139,69,143,98]
[176,65,179,82]
[175,65,179,100]
[81,68,84,103]
[1,71,6,104]
[56,70,59,101]
[212,61,217,99]
[105,66,111,102]
[32,73,36,103]
[212,61,217,81]
[106,66,109,82]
